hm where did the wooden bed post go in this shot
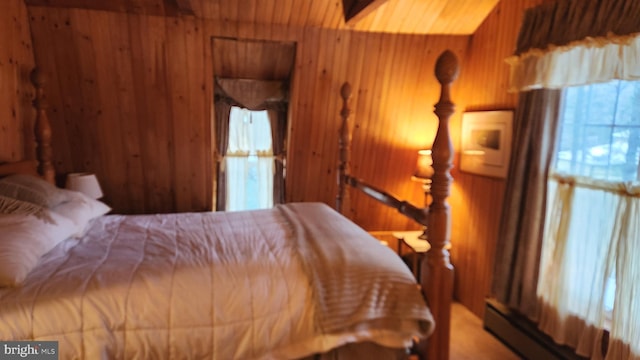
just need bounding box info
[30,68,55,184]
[419,50,459,360]
[336,82,352,215]
[334,51,458,360]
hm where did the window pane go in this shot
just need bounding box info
[615,81,640,126]
[227,107,273,155]
[583,82,617,126]
[555,80,640,182]
[225,106,274,211]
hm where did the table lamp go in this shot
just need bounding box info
[411,149,434,196]
[66,173,103,199]
[411,149,433,240]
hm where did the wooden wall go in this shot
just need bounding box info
[0,0,36,162]
[28,10,214,213]
[26,6,469,226]
[452,0,548,317]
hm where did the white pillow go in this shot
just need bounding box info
[0,174,72,208]
[0,210,77,287]
[51,190,111,237]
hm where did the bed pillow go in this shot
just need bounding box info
[51,190,111,237]
[0,207,77,287]
[0,193,53,222]
[0,174,72,208]
[0,178,48,208]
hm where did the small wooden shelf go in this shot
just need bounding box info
[392,231,429,280]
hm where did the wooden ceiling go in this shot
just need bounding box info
[24,0,500,35]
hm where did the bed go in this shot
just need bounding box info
[0,50,458,360]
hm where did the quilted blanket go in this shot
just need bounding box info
[0,202,433,359]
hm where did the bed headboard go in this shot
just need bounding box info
[0,160,38,178]
[0,69,55,182]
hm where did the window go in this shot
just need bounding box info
[225,107,274,211]
[538,80,640,340]
[550,80,640,317]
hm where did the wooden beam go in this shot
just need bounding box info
[25,0,194,17]
[342,0,388,25]
[24,0,117,12]
[166,0,194,16]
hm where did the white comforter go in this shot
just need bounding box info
[0,203,433,359]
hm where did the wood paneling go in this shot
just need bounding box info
[288,29,469,231]
[27,5,468,225]
[27,9,212,212]
[24,0,500,36]
[451,0,549,318]
[0,0,36,163]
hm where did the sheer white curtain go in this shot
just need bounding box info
[538,175,640,358]
[224,107,274,211]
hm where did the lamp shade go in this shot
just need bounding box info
[66,173,103,199]
[412,149,434,181]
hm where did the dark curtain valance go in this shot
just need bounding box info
[516,0,640,54]
[508,0,640,92]
[215,78,288,110]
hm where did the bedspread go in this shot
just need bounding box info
[0,203,433,359]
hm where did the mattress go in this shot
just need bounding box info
[0,202,433,359]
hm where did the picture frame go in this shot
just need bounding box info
[460,110,514,178]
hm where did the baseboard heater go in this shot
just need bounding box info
[483,299,587,360]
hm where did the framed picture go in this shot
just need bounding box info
[460,110,513,178]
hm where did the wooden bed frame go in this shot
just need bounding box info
[0,69,55,182]
[336,50,458,360]
[3,52,457,360]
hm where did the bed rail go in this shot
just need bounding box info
[336,82,428,227]
[344,175,428,226]
[336,50,458,360]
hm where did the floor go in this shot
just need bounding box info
[450,302,521,360]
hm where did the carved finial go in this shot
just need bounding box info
[435,50,459,85]
[340,82,352,101]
